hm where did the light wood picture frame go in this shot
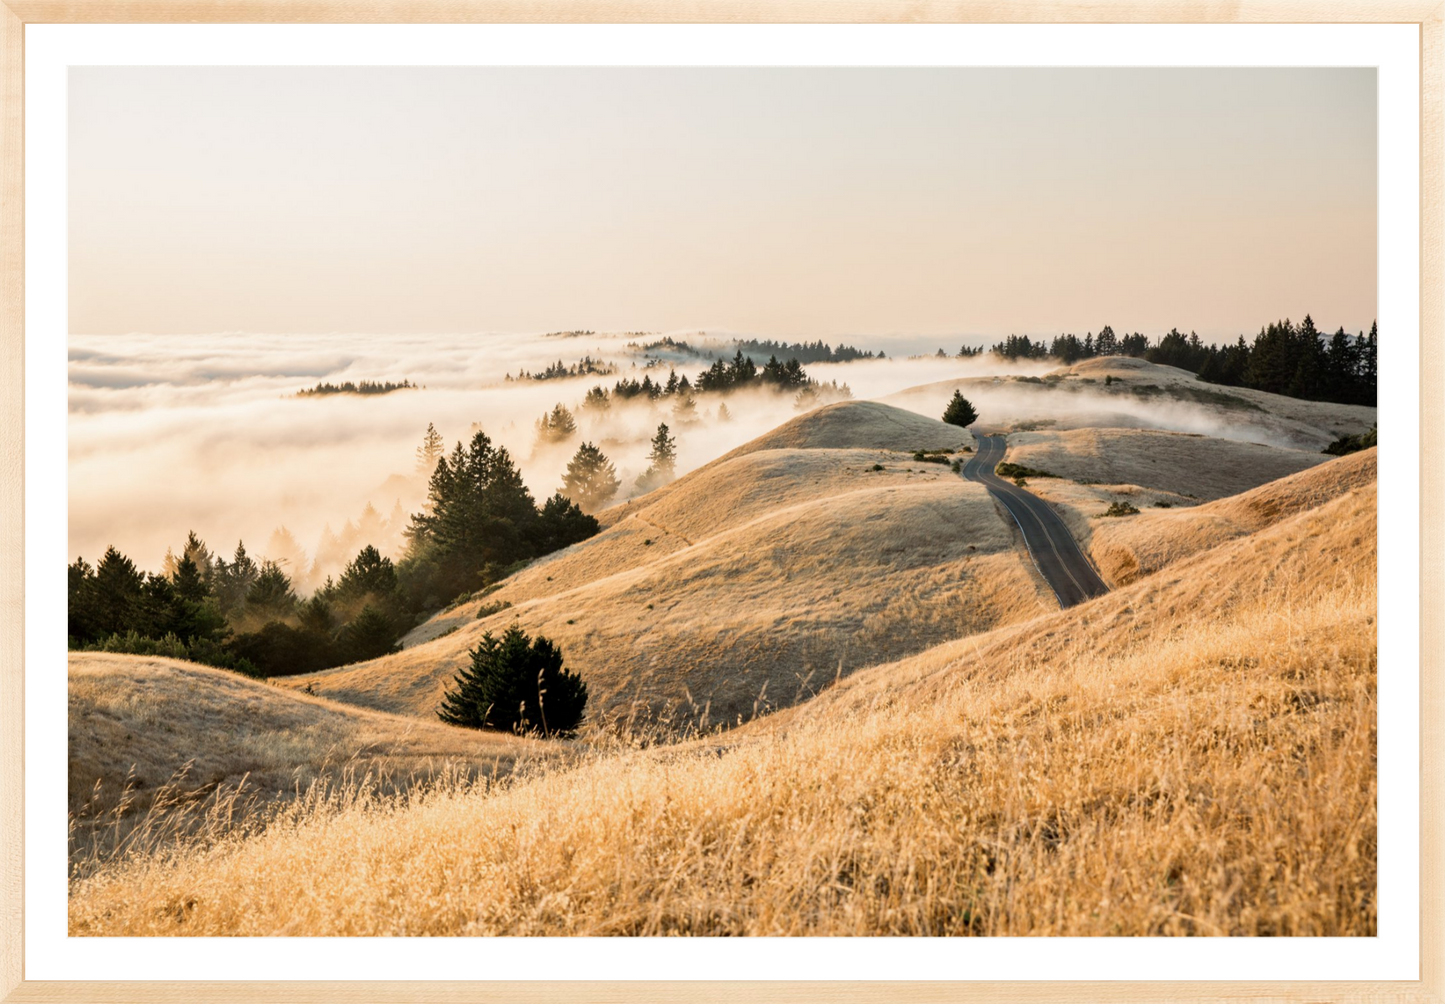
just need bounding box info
[1,4,1439,1002]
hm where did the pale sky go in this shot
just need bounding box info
[69,67,1376,339]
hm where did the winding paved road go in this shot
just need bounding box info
[961,435,1111,608]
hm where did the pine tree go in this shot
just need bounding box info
[338,604,399,663]
[334,544,399,607]
[437,623,587,736]
[406,430,540,602]
[671,393,699,425]
[535,493,601,553]
[717,402,732,423]
[559,441,621,513]
[581,386,610,412]
[91,546,146,638]
[416,422,445,475]
[635,423,678,493]
[942,391,979,428]
[265,526,309,580]
[246,560,298,620]
[647,423,677,477]
[535,404,578,446]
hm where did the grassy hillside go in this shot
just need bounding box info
[1001,426,1328,501]
[69,472,1376,936]
[278,436,1047,729]
[1026,448,1376,586]
[69,653,542,864]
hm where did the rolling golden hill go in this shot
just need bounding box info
[69,445,1377,937]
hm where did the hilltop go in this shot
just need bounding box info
[276,401,1037,728]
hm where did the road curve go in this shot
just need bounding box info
[961,434,1110,608]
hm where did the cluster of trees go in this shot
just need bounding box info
[70,422,611,677]
[733,338,882,364]
[403,431,599,607]
[985,319,1377,407]
[296,379,416,397]
[1195,318,1376,406]
[69,535,405,677]
[506,357,617,382]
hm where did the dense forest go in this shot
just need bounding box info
[988,318,1377,407]
[69,428,604,679]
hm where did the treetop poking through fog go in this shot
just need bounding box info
[70,67,1374,338]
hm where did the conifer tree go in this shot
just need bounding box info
[559,441,621,513]
[635,423,678,493]
[246,560,298,620]
[437,623,587,736]
[416,422,446,475]
[942,391,979,428]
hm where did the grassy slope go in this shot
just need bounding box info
[1027,448,1377,586]
[278,431,1046,727]
[69,653,540,822]
[1001,426,1328,501]
[69,473,1376,936]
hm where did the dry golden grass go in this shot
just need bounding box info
[1002,426,1328,501]
[69,482,1375,937]
[280,447,1047,729]
[1025,448,1376,586]
[69,653,544,864]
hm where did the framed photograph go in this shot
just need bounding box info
[2,4,1439,1002]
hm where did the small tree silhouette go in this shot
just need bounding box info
[438,623,587,736]
[942,391,979,428]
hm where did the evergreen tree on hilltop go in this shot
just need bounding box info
[942,391,979,428]
[560,441,621,513]
[438,623,587,736]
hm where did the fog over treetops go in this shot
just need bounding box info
[68,328,1344,579]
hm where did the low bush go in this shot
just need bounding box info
[1323,426,1377,456]
[1100,501,1141,518]
[995,461,1056,480]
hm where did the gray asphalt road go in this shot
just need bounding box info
[960,434,1111,608]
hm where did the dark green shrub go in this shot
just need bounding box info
[1323,426,1377,456]
[1100,501,1141,518]
[995,461,1056,480]
[438,623,587,737]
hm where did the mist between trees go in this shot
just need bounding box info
[65,351,850,684]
